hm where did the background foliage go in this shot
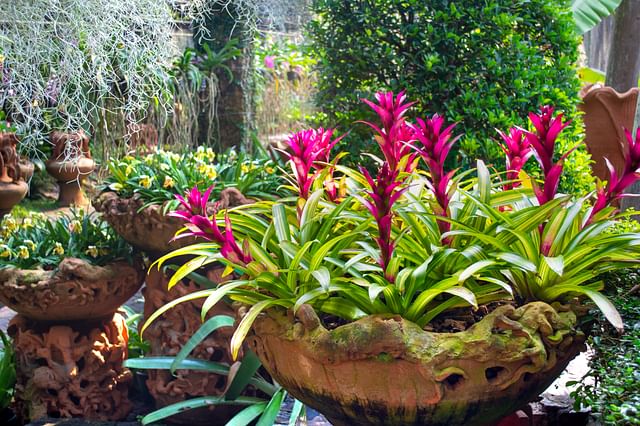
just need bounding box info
[308,0,594,193]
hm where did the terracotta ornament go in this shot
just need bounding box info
[45,130,95,207]
[8,313,132,421]
[579,84,639,180]
[247,301,585,426]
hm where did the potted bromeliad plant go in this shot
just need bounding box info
[0,209,143,321]
[96,146,286,254]
[148,92,640,426]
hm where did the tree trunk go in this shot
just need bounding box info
[605,0,640,92]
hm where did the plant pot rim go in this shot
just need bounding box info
[0,256,144,321]
[247,301,586,426]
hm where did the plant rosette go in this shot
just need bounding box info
[0,210,143,321]
[96,147,284,254]
[149,92,640,426]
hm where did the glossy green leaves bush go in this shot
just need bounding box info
[309,0,590,192]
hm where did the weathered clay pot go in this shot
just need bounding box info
[247,302,585,426]
[95,187,252,255]
[9,313,132,421]
[0,132,28,218]
[0,257,144,322]
[45,130,95,207]
[579,84,639,181]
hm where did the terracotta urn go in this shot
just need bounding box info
[0,132,28,218]
[45,130,95,207]
[579,84,639,181]
[247,302,586,426]
[95,187,252,255]
[0,257,144,322]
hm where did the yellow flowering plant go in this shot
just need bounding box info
[103,147,287,212]
[0,209,133,270]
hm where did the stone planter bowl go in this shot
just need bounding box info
[247,302,585,426]
[0,257,145,321]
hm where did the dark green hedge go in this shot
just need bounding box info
[308,0,591,189]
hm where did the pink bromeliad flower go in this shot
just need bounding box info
[525,106,574,205]
[411,114,460,230]
[496,127,532,190]
[360,164,407,282]
[360,90,417,173]
[169,186,252,264]
[286,128,342,201]
[590,128,640,220]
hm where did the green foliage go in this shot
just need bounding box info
[102,147,286,210]
[0,209,133,269]
[0,330,16,410]
[0,112,14,133]
[571,281,640,425]
[308,0,586,175]
[571,0,623,34]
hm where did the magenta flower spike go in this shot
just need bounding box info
[286,128,342,200]
[169,186,252,264]
[590,128,640,220]
[360,90,417,172]
[411,114,460,230]
[525,106,572,205]
[496,127,532,190]
[360,164,407,282]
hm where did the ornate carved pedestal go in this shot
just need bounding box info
[142,267,243,424]
[8,313,132,421]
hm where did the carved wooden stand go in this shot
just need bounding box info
[8,314,132,421]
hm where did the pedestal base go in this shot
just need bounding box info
[57,180,88,207]
[143,267,243,424]
[8,313,132,421]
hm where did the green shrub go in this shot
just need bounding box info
[308,0,593,193]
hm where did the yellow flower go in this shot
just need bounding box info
[199,164,217,181]
[17,246,29,259]
[0,54,4,63]
[159,163,170,171]
[53,242,64,256]
[22,218,33,229]
[265,166,275,174]
[3,216,17,233]
[25,240,36,251]
[109,182,124,192]
[139,176,153,188]
[241,164,250,174]
[163,176,175,189]
[123,155,135,162]
[85,246,99,258]
[125,164,134,177]
[68,220,82,234]
[0,245,11,258]
[145,154,155,164]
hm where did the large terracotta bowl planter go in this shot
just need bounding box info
[0,257,145,321]
[45,130,95,207]
[95,188,251,255]
[247,302,585,426]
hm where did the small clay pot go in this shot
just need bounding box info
[0,181,28,218]
[247,302,586,426]
[0,257,144,322]
[45,130,95,207]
